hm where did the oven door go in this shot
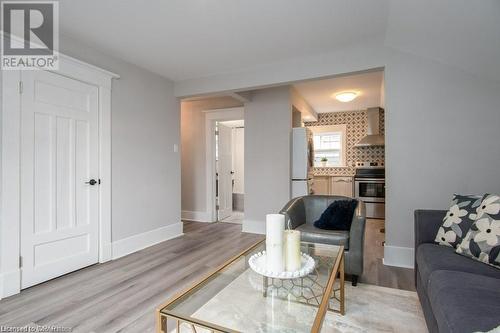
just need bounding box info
[354,178,385,203]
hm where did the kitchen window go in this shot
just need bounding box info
[311,125,347,167]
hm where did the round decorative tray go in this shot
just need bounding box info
[248,251,316,279]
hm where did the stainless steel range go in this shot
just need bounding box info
[354,162,385,219]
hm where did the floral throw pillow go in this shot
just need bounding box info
[434,194,485,248]
[456,194,500,269]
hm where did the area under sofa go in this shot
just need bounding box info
[414,209,500,333]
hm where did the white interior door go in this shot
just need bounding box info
[20,70,100,288]
[217,124,233,220]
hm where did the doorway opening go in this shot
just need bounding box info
[180,100,243,225]
[215,120,244,224]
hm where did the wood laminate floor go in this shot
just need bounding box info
[0,222,263,333]
[361,219,415,291]
[0,220,414,333]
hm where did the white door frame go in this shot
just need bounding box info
[0,54,119,299]
[203,108,244,222]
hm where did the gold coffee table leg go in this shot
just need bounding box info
[156,311,164,333]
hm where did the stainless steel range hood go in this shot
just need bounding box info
[355,107,384,147]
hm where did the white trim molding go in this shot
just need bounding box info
[1,70,22,299]
[112,223,183,260]
[0,269,21,298]
[0,55,118,299]
[181,210,213,223]
[383,245,415,269]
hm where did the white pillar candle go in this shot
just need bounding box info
[266,214,285,273]
[266,214,285,245]
[284,230,301,272]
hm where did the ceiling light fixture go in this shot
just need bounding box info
[334,92,358,103]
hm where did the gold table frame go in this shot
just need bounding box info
[156,240,344,333]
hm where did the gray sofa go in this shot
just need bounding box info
[280,195,366,286]
[415,210,500,333]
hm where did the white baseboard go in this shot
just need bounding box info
[383,245,414,269]
[0,268,21,299]
[181,210,213,222]
[112,223,183,260]
[242,219,265,234]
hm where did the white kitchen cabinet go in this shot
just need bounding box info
[330,176,354,197]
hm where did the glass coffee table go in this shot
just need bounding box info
[156,240,344,333]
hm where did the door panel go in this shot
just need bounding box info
[217,124,233,220]
[20,70,99,288]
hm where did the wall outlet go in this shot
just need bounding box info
[173,144,178,153]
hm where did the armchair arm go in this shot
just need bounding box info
[414,209,446,249]
[347,200,366,276]
[280,197,306,229]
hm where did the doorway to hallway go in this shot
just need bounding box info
[216,120,244,224]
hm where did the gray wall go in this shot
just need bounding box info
[243,86,292,233]
[170,42,500,266]
[60,35,181,241]
[385,49,500,250]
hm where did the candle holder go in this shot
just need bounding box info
[248,250,315,279]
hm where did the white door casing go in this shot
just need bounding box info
[217,123,233,220]
[1,54,117,298]
[20,70,100,288]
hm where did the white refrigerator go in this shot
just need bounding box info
[292,127,314,198]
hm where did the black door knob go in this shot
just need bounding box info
[86,179,97,185]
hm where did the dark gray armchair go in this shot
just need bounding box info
[280,195,366,286]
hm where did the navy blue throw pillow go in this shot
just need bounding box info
[314,200,358,231]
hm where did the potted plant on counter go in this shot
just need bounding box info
[320,157,328,167]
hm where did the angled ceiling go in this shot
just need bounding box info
[59,0,389,81]
[59,0,500,83]
[294,71,383,113]
[385,0,500,83]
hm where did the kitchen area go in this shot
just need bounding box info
[292,70,386,220]
[308,107,385,219]
[291,69,395,287]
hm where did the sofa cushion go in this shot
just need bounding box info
[313,199,357,231]
[434,194,485,248]
[296,223,349,249]
[428,270,500,333]
[416,243,500,292]
[456,194,500,269]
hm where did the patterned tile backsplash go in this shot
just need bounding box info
[305,109,385,176]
